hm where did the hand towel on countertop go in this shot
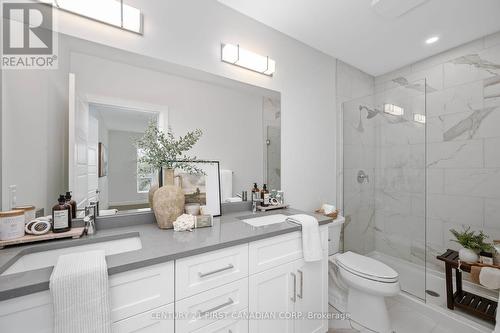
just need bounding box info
[286,214,322,262]
[50,250,111,333]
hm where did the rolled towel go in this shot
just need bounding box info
[50,250,111,333]
[286,214,322,262]
[479,267,500,290]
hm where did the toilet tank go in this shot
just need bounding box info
[328,216,345,255]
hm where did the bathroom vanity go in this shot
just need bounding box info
[0,209,332,333]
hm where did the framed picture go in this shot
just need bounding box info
[98,142,108,177]
[173,161,221,217]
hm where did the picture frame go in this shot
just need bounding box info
[98,142,108,178]
[173,161,221,217]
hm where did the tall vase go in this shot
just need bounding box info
[152,169,185,229]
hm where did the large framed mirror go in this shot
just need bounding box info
[1,33,281,218]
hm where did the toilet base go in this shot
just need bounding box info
[347,288,393,333]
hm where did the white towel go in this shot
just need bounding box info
[287,214,322,262]
[479,267,500,290]
[50,250,111,333]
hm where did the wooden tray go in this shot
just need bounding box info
[0,227,85,249]
[257,204,289,211]
[315,209,339,219]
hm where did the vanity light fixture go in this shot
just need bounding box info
[413,113,426,124]
[38,0,143,34]
[425,36,439,45]
[383,103,404,116]
[221,43,276,76]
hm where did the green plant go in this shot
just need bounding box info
[450,226,493,252]
[135,121,204,174]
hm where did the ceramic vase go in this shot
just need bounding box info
[152,169,185,229]
[148,183,159,208]
[458,248,479,263]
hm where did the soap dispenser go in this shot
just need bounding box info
[65,191,77,219]
[52,195,72,233]
[261,184,270,207]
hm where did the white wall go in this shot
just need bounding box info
[71,52,265,196]
[50,0,337,211]
[1,40,70,213]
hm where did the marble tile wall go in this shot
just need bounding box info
[375,30,500,269]
[336,60,375,254]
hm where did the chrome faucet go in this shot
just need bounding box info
[83,202,98,235]
[252,197,262,214]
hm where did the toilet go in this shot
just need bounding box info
[328,220,400,333]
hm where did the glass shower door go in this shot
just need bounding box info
[342,80,426,300]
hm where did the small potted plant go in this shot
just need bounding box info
[450,227,493,263]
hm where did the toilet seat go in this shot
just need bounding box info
[335,251,398,283]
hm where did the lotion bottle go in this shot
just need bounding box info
[261,184,270,207]
[52,195,71,233]
[65,191,77,219]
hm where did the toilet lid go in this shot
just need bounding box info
[336,252,399,283]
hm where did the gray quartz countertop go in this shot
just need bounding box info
[0,208,332,301]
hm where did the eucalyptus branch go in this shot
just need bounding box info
[135,121,205,175]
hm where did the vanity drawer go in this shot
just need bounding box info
[110,262,174,322]
[249,231,302,274]
[175,244,248,299]
[191,316,248,333]
[112,303,174,333]
[176,278,248,333]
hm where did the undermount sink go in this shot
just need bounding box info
[241,214,288,227]
[1,236,142,276]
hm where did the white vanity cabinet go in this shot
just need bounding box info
[0,224,329,333]
[248,227,329,333]
[0,262,175,333]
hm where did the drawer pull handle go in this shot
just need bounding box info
[198,297,234,316]
[198,264,234,278]
[297,269,303,299]
[290,272,297,303]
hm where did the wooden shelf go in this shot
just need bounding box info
[454,291,498,322]
[437,249,498,323]
[0,227,84,249]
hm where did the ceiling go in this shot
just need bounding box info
[218,0,500,76]
[90,105,157,133]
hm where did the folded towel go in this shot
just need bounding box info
[50,250,111,333]
[479,267,500,290]
[470,265,482,284]
[287,214,322,262]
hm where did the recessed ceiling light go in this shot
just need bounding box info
[425,36,439,44]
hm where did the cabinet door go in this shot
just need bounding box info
[294,257,328,333]
[112,303,174,333]
[249,261,296,333]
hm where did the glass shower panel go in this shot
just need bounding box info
[342,80,426,300]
